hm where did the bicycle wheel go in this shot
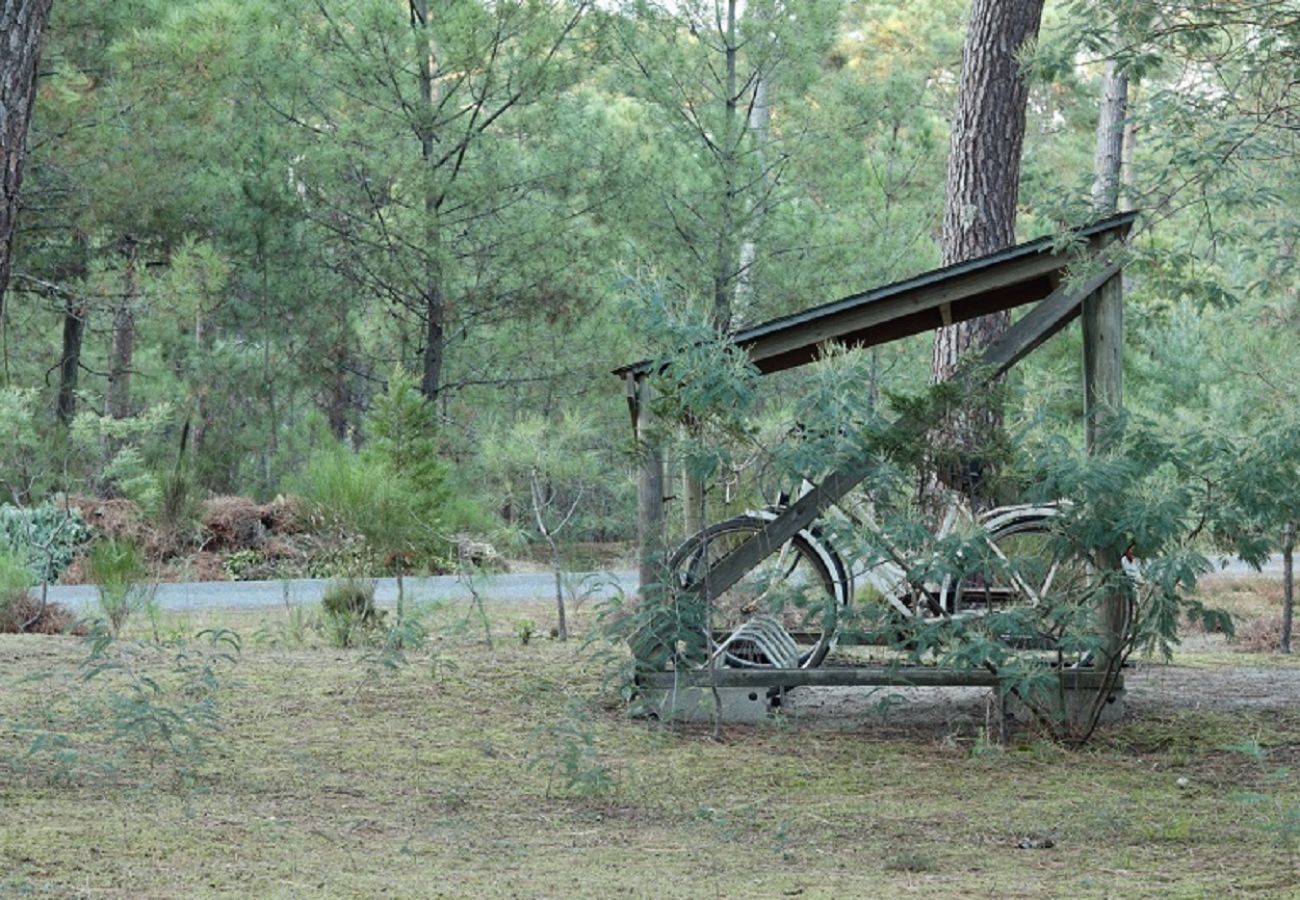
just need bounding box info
[939,505,1090,614]
[668,514,849,668]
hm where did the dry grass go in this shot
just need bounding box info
[1,593,1298,898]
[1193,575,1294,656]
[0,593,80,634]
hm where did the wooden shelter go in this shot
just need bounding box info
[617,211,1134,602]
[615,213,1135,718]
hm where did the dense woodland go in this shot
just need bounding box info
[1,0,1299,570]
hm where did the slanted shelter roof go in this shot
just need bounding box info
[615,211,1137,378]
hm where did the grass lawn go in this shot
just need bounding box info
[1,587,1298,898]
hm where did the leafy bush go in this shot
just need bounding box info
[221,548,266,580]
[0,504,91,584]
[79,625,242,779]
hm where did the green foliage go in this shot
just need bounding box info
[297,371,490,575]
[528,700,616,797]
[222,548,265,580]
[515,618,537,646]
[87,538,152,638]
[298,447,428,566]
[365,369,449,510]
[359,615,430,683]
[0,504,91,585]
[0,549,31,623]
[78,625,242,779]
[320,577,383,649]
[67,405,177,509]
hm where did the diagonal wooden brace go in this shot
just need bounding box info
[677,256,1125,608]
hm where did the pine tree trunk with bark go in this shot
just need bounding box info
[0,0,54,319]
[56,294,85,423]
[55,230,88,425]
[930,0,1045,500]
[412,0,446,404]
[1092,60,1128,213]
[106,237,138,420]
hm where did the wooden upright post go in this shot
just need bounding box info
[1082,254,1126,660]
[633,374,666,601]
[1082,272,1123,452]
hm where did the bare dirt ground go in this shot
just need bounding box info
[1127,663,1300,712]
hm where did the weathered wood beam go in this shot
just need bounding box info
[981,256,1125,377]
[634,374,666,599]
[1083,246,1127,661]
[638,666,1120,691]
[746,253,1065,369]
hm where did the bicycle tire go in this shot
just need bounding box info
[667,513,850,668]
[939,504,1086,614]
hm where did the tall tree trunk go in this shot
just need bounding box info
[685,0,747,536]
[191,299,213,459]
[411,0,446,403]
[106,236,138,420]
[1091,59,1128,213]
[55,230,89,425]
[56,294,85,424]
[930,0,1045,499]
[1119,90,1138,213]
[711,0,741,335]
[1088,51,1130,666]
[421,280,444,401]
[1283,520,1294,655]
[0,0,53,324]
[734,73,770,325]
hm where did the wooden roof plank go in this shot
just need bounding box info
[614,211,1137,378]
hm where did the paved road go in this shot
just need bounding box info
[44,570,640,613]
[35,552,1293,615]
[1209,554,1293,576]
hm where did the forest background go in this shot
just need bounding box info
[1,0,1298,582]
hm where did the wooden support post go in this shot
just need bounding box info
[633,374,666,603]
[1082,255,1126,661]
[1082,271,1123,453]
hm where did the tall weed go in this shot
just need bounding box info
[87,538,154,638]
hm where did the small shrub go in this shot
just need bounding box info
[0,504,91,584]
[80,625,242,779]
[222,548,266,580]
[528,701,616,797]
[87,538,152,638]
[515,618,536,645]
[321,577,383,648]
[0,550,32,630]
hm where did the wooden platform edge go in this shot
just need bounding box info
[637,666,1122,691]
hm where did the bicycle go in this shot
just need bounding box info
[666,481,1085,669]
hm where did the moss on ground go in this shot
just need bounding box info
[0,597,1297,898]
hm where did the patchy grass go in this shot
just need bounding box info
[1,596,1298,898]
